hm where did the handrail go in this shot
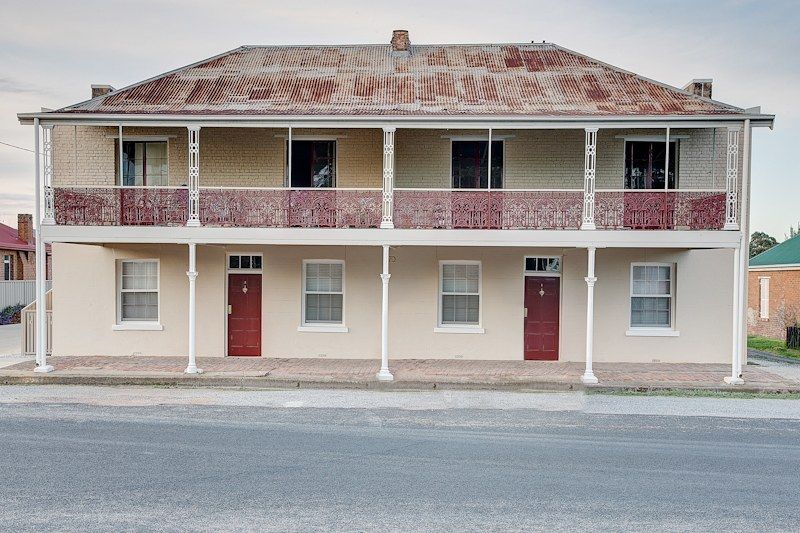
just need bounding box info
[394,187,584,192]
[198,186,382,191]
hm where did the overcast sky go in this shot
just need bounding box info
[1,0,797,237]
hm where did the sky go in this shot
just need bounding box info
[0,0,798,237]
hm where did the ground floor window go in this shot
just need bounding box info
[630,263,673,328]
[759,277,770,319]
[440,262,481,326]
[303,261,344,325]
[2,254,12,280]
[118,260,159,322]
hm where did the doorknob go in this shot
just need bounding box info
[524,307,528,318]
[228,305,232,315]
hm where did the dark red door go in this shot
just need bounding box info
[228,274,261,356]
[524,276,560,360]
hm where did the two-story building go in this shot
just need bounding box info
[18,31,773,383]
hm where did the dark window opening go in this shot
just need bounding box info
[2,255,12,281]
[288,140,336,188]
[115,141,168,186]
[624,141,677,189]
[451,141,503,189]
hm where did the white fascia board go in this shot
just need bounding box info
[41,226,741,249]
[18,112,774,129]
[748,264,800,271]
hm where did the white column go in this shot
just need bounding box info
[186,126,201,227]
[487,127,492,191]
[725,246,744,384]
[380,127,395,229]
[118,124,123,184]
[736,120,752,379]
[723,126,741,230]
[185,243,202,374]
[286,126,292,187]
[581,128,598,230]
[376,244,394,381]
[33,119,53,373]
[41,124,55,225]
[664,126,670,190]
[581,246,598,384]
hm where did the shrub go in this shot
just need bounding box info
[0,304,24,325]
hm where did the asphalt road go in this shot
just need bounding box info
[1,387,799,532]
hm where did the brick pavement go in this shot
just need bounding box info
[2,356,798,391]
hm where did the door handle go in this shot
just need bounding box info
[228,305,232,315]
[524,307,528,318]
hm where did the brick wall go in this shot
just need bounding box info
[0,249,50,281]
[747,268,800,340]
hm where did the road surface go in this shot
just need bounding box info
[1,386,798,531]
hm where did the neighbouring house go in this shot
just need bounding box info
[17,30,773,383]
[0,214,51,281]
[748,234,800,341]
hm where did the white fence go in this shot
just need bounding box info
[21,290,52,356]
[0,280,52,310]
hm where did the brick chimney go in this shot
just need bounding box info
[17,214,33,244]
[683,79,713,99]
[91,84,115,98]
[390,30,410,53]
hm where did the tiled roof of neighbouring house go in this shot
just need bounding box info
[0,223,35,252]
[53,43,746,117]
[750,234,800,267]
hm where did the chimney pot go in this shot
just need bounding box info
[391,30,410,53]
[91,84,115,98]
[683,79,713,99]
[17,214,33,245]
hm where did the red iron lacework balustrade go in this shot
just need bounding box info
[594,191,726,230]
[54,187,188,226]
[393,190,585,229]
[198,188,383,228]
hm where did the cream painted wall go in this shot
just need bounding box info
[51,243,734,363]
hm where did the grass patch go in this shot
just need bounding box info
[593,388,800,400]
[748,335,800,360]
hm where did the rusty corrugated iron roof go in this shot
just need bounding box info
[56,43,745,117]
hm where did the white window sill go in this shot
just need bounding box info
[112,323,164,331]
[434,326,485,334]
[626,328,680,337]
[297,325,349,333]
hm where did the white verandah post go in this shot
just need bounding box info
[187,126,201,227]
[33,118,53,373]
[582,246,598,384]
[380,127,395,229]
[185,242,202,374]
[726,246,744,384]
[376,244,393,381]
[581,128,598,230]
[41,124,55,225]
[723,126,741,230]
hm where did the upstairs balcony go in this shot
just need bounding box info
[44,125,742,233]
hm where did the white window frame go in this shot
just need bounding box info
[626,262,679,337]
[449,139,506,189]
[759,276,770,320]
[299,259,348,333]
[115,139,170,187]
[226,253,264,273]
[113,259,163,331]
[2,254,12,281]
[435,260,484,334]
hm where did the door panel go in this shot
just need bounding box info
[228,274,262,356]
[524,276,560,361]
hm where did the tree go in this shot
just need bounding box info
[750,231,778,258]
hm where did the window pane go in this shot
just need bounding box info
[251,256,262,269]
[631,297,670,327]
[625,141,677,189]
[442,294,480,325]
[240,256,251,269]
[229,256,240,269]
[121,291,158,321]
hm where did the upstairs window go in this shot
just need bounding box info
[288,140,336,188]
[624,141,677,189]
[116,141,168,186]
[2,255,12,281]
[451,140,503,189]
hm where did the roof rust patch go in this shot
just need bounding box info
[56,43,746,117]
